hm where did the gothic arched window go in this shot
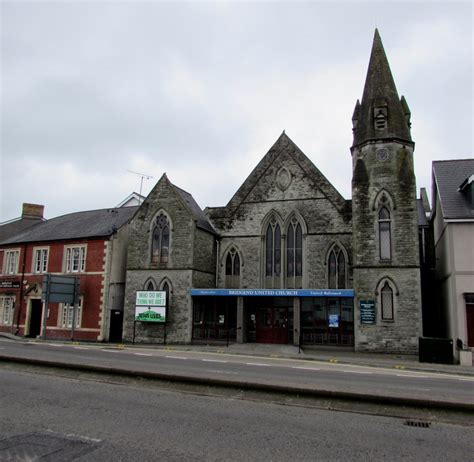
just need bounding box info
[146,280,156,291]
[225,247,241,288]
[286,218,302,288]
[265,219,281,288]
[151,212,170,264]
[378,206,391,260]
[286,219,302,278]
[381,281,394,320]
[266,222,281,277]
[328,245,346,289]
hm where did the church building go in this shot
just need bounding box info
[122,30,422,353]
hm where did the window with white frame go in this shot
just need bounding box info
[4,249,20,275]
[33,248,49,274]
[64,246,86,273]
[60,298,82,328]
[0,296,15,326]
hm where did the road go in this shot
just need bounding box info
[1,367,473,461]
[1,338,473,406]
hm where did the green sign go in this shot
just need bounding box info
[135,291,166,323]
[360,300,376,324]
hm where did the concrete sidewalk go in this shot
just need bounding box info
[2,331,472,376]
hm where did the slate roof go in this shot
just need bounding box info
[0,207,138,245]
[0,216,45,243]
[171,183,216,234]
[432,159,474,220]
[352,29,412,148]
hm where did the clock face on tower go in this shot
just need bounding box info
[376,148,390,161]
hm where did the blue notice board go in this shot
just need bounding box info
[360,300,376,324]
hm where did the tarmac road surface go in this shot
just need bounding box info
[1,367,473,462]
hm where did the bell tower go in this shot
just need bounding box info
[351,29,422,353]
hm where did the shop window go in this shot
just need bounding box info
[151,212,171,264]
[0,296,15,326]
[225,247,241,288]
[64,245,86,273]
[328,245,346,289]
[192,297,237,342]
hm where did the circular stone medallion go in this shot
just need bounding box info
[376,148,391,161]
[276,167,292,191]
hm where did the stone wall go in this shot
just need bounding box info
[352,141,422,353]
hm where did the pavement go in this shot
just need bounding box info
[1,331,473,376]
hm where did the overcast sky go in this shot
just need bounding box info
[1,0,472,222]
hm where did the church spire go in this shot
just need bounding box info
[352,29,412,148]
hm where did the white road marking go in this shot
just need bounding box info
[396,374,429,378]
[292,366,321,371]
[103,350,122,353]
[165,355,188,360]
[202,359,228,363]
[245,363,271,367]
[458,378,474,382]
[74,347,89,350]
[205,369,238,375]
[134,353,153,356]
[342,370,373,374]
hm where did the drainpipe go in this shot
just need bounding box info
[215,239,220,287]
[16,243,27,335]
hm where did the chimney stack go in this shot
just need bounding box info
[22,203,44,219]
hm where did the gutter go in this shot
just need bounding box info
[15,242,27,335]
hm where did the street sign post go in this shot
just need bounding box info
[42,274,80,340]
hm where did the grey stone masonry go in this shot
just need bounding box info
[123,174,216,344]
[208,132,353,291]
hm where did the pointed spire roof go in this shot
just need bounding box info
[352,29,412,148]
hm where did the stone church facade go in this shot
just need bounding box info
[122,30,422,354]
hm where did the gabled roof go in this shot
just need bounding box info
[0,216,45,243]
[116,192,145,207]
[170,182,217,234]
[224,131,347,214]
[432,159,474,220]
[0,207,138,245]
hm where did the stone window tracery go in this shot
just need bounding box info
[328,245,346,289]
[265,219,281,279]
[225,247,241,288]
[151,212,170,264]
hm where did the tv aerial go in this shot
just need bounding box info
[127,170,154,204]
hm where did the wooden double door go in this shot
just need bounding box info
[255,306,290,344]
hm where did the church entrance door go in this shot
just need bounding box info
[256,306,289,344]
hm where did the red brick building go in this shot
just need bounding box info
[0,206,136,342]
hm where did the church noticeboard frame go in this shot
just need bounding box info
[360,300,376,324]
